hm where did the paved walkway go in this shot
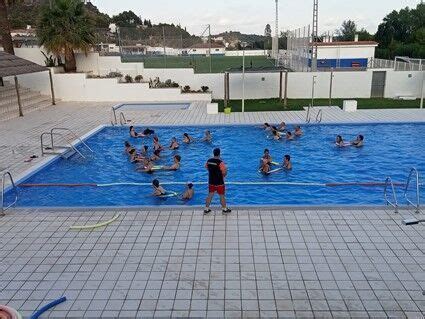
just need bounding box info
[0,102,425,318]
[0,208,424,318]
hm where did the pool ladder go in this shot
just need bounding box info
[384,168,421,213]
[40,127,93,159]
[305,105,323,124]
[111,106,130,126]
[1,171,18,216]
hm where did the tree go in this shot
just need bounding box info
[0,0,15,54]
[111,10,142,27]
[264,24,271,37]
[337,20,357,41]
[375,3,425,58]
[37,0,95,72]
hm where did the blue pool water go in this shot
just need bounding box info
[5,123,425,207]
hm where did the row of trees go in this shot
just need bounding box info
[329,3,424,58]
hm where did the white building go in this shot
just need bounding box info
[313,39,378,69]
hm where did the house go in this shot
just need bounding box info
[186,43,226,56]
[311,38,378,69]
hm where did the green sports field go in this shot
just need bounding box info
[122,55,276,73]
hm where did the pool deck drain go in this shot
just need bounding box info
[1,101,425,317]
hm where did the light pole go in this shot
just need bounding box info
[311,75,317,108]
[420,71,424,109]
[241,42,248,113]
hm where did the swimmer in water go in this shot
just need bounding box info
[283,154,292,170]
[261,149,272,164]
[153,135,164,152]
[183,133,194,144]
[163,155,181,170]
[181,182,194,200]
[152,179,166,196]
[351,135,364,147]
[150,149,161,161]
[259,161,271,174]
[263,123,272,131]
[277,122,287,131]
[335,135,350,147]
[272,130,281,140]
[285,131,294,140]
[129,149,144,163]
[294,126,303,136]
[140,145,149,157]
[169,137,179,150]
[129,126,145,138]
[202,130,212,142]
[124,141,133,154]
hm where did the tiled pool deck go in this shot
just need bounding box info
[1,102,425,318]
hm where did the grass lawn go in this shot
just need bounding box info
[215,98,422,112]
[122,55,275,73]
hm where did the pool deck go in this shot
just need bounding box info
[1,101,425,318]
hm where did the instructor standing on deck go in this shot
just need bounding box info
[204,148,231,215]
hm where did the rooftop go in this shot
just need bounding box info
[313,41,379,47]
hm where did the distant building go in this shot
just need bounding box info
[311,39,378,69]
[186,43,225,56]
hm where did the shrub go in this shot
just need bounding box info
[124,74,133,83]
[183,85,191,93]
[171,82,180,88]
[134,75,143,83]
[41,51,56,67]
[106,71,123,78]
[165,79,172,86]
[201,86,209,93]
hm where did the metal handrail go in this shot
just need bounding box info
[40,132,85,159]
[404,168,420,213]
[316,109,323,123]
[119,112,127,126]
[50,128,93,153]
[384,177,398,213]
[305,104,311,123]
[112,107,118,125]
[1,171,18,215]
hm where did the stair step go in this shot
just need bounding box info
[0,98,52,121]
[0,94,51,110]
[0,87,32,99]
[0,91,49,108]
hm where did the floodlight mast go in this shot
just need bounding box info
[311,0,319,72]
[275,0,279,66]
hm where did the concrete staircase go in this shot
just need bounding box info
[0,81,53,121]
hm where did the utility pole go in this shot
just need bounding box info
[162,26,167,68]
[311,0,319,72]
[208,24,212,73]
[274,0,279,66]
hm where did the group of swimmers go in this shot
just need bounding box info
[259,149,292,174]
[126,126,213,198]
[335,134,364,148]
[263,122,303,141]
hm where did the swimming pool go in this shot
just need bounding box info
[5,123,425,208]
[115,102,190,111]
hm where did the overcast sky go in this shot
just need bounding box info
[91,0,421,35]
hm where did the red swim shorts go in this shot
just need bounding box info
[208,184,225,195]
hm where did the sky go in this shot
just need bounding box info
[90,0,421,36]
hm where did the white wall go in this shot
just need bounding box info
[384,70,424,98]
[317,45,376,59]
[225,50,268,57]
[75,53,144,77]
[14,47,49,66]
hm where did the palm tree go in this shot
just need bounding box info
[0,0,15,54]
[37,0,95,72]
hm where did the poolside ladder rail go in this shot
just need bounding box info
[1,171,18,215]
[119,112,128,126]
[384,176,398,213]
[315,109,323,123]
[305,104,312,123]
[404,168,420,213]
[40,128,92,159]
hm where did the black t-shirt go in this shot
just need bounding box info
[206,157,225,185]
